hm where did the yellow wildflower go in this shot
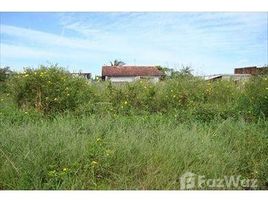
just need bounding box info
[124,101,128,105]
[91,161,98,165]
[54,98,58,101]
[63,168,68,172]
[106,149,113,156]
[67,93,70,96]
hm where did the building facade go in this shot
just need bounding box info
[234,66,268,75]
[102,66,164,83]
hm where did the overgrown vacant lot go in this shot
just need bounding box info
[0,115,267,189]
[0,66,268,189]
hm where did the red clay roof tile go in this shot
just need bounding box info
[102,66,164,77]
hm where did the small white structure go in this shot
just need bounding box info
[102,66,164,83]
[201,74,252,81]
[71,72,91,80]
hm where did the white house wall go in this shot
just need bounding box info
[108,76,138,82]
[107,76,161,83]
[150,77,160,83]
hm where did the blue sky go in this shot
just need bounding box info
[0,12,267,76]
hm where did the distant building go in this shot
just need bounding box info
[71,72,91,80]
[201,66,268,82]
[202,74,252,82]
[234,66,268,75]
[102,66,164,83]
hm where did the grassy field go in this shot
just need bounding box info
[1,114,267,189]
[0,66,268,189]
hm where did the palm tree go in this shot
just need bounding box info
[180,66,193,76]
[110,59,125,66]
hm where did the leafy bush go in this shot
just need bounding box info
[154,77,206,113]
[0,94,42,124]
[192,103,238,122]
[239,76,268,118]
[204,80,241,104]
[4,64,268,121]
[8,65,93,114]
[71,75,266,121]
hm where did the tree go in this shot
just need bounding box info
[155,65,174,80]
[179,66,193,76]
[110,59,126,66]
[171,65,193,78]
[155,65,194,80]
[156,65,173,75]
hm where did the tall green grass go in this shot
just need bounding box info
[1,65,268,189]
[0,115,267,189]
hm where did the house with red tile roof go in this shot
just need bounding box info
[102,65,164,83]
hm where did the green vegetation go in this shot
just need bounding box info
[109,59,126,66]
[8,66,93,114]
[0,65,268,189]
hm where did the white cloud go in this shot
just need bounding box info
[1,13,267,75]
[1,25,100,50]
[1,43,55,58]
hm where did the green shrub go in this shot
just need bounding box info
[154,77,206,113]
[192,104,220,122]
[8,65,93,115]
[239,76,268,118]
[204,80,241,104]
[192,103,238,122]
[0,94,42,124]
[4,64,268,120]
[124,81,157,113]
